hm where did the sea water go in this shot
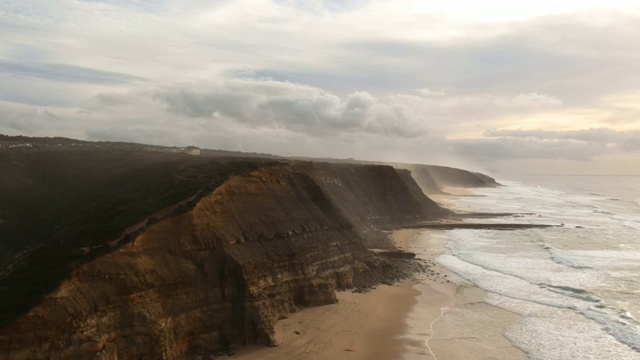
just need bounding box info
[435,175,640,359]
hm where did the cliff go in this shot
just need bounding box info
[0,152,448,359]
[0,148,268,328]
[393,164,500,194]
[303,162,450,248]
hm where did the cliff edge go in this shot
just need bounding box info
[394,163,500,194]
[0,149,453,359]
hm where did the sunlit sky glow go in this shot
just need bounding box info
[1,0,640,174]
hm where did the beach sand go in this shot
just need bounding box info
[229,230,422,360]
[230,227,526,360]
[229,281,419,360]
[401,231,528,360]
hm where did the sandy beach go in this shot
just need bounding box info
[229,281,419,360]
[400,230,527,360]
[229,230,454,360]
[230,222,526,360]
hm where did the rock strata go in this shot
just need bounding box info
[0,160,449,359]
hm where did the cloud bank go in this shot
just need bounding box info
[1,0,639,174]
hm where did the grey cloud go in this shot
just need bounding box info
[345,38,594,102]
[263,38,568,97]
[154,77,565,141]
[169,9,640,108]
[275,0,370,13]
[249,69,412,96]
[0,90,60,107]
[154,89,255,121]
[336,11,640,104]
[0,60,144,84]
[154,79,424,137]
[0,104,62,134]
[86,126,182,146]
[453,127,640,163]
[622,137,640,151]
[94,93,135,107]
[450,137,607,162]
[82,0,170,12]
[485,128,640,150]
[0,2,63,32]
[386,91,563,129]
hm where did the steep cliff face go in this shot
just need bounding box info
[400,166,443,194]
[396,164,500,194]
[424,164,499,188]
[0,161,442,359]
[0,148,267,329]
[302,163,450,247]
[304,163,447,225]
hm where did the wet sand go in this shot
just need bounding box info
[228,281,419,360]
[402,231,528,360]
[231,221,527,360]
[401,189,528,360]
[229,230,423,360]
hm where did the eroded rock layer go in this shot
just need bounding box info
[0,161,445,359]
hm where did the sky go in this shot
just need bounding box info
[1,0,640,175]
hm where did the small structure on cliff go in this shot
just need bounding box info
[184,146,201,156]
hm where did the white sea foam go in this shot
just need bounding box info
[622,220,640,230]
[438,255,585,310]
[440,255,640,358]
[447,230,608,289]
[548,249,640,270]
[548,247,592,269]
[505,306,640,360]
[583,307,640,353]
[433,175,640,359]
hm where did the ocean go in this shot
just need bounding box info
[408,175,640,360]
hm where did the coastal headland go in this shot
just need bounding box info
[0,135,540,359]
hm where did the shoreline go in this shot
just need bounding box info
[402,231,528,360]
[229,229,454,360]
[228,281,420,360]
[230,192,528,360]
[407,190,528,360]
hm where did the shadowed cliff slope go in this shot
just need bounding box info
[309,159,500,195]
[394,164,500,194]
[0,148,270,328]
[303,162,450,247]
[0,146,452,359]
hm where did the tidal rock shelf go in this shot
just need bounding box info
[399,222,560,230]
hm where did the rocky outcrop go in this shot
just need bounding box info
[0,161,446,359]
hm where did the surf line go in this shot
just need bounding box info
[425,306,448,360]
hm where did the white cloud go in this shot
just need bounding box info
[153,79,427,137]
[0,102,81,137]
[1,0,640,173]
[485,128,640,150]
[450,137,608,162]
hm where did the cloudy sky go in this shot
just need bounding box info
[1,0,640,174]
